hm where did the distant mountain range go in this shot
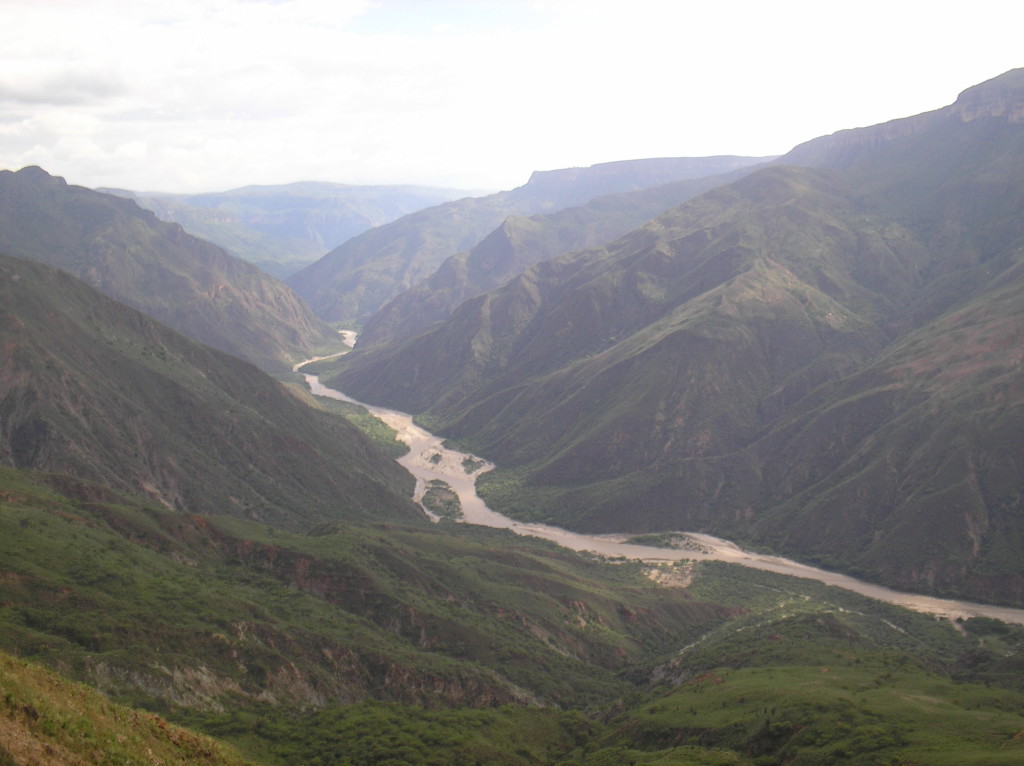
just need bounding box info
[326,68,1024,606]
[0,167,337,372]
[105,181,479,278]
[287,156,770,324]
[358,164,768,347]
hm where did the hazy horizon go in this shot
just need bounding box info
[2,0,1020,194]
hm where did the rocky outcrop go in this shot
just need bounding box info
[952,68,1024,122]
[785,69,1024,170]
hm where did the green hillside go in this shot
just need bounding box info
[0,167,337,372]
[5,461,1024,764]
[0,252,418,528]
[359,165,766,347]
[6,458,1024,763]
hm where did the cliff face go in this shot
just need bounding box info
[785,68,1024,168]
[952,68,1024,122]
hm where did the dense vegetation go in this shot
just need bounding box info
[4,460,1024,764]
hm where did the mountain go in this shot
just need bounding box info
[325,69,1024,605]
[287,156,769,324]
[0,167,338,372]
[106,181,478,278]
[358,165,766,347]
[0,251,420,528]
[7,70,1024,765]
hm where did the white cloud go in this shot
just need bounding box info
[0,0,1020,192]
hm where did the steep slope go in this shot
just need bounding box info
[326,70,1024,604]
[0,167,337,372]
[107,181,475,278]
[0,464,734,715]
[0,252,420,529]
[288,156,767,324]
[0,648,251,766]
[358,165,765,347]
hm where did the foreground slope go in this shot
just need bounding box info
[0,463,734,715]
[0,252,419,528]
[5,463,1024,766]
[328,69,1024,604]
[5,461,1024,764]
[288,156,767,324]
[0,167,337,372]
[0,648,251,766]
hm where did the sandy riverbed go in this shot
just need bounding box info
[298,359,1024,627]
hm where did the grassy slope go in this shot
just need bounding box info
[0,650,252,766]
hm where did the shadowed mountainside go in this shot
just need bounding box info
[0,251,419,529]
[325,69,1024,605]
[0,167,337,373]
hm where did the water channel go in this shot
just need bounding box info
[298,346,1024,627]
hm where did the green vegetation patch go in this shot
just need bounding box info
[421,479,463,521]
[461,456,487,474]
[0,650,250,765]
[626,533,687,549]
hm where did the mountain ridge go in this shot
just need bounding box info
[105,180,479,278]
[0,166,337,372]
[287,155,770,324]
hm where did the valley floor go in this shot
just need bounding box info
[301,367,1024,627]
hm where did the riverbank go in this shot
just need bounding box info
[299,364,1024,627]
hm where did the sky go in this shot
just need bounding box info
[1,0,1021,194]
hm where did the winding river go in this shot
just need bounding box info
[298,347,1024,627]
